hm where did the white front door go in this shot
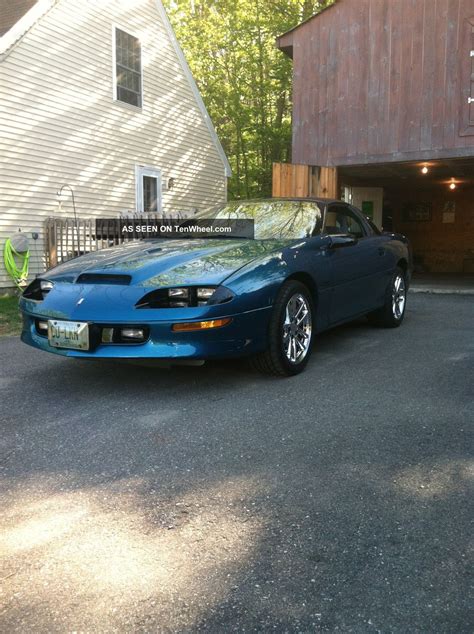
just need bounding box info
[135,165,162,214]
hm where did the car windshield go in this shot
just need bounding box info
[196,200,323,240]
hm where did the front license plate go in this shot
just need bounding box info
[48,320,89,350]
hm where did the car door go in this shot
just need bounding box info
[324,203,383,324]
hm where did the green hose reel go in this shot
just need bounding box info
[3,234,30,289]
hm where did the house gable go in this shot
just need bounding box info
[0,0,230,177]
[0,0,230,289]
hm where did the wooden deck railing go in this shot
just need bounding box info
[44,213,188,268]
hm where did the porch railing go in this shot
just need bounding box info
[44,213,189,268]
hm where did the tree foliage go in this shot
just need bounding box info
[163,0,334,199]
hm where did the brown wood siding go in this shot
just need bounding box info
[286,0,474,166]
[460,12,474,134]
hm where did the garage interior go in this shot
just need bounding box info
[339,158,474,274]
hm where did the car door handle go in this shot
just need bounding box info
[378,247,385,256]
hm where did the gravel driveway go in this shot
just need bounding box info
[0,294,472,632]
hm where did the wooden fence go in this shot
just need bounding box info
[44,213,188,268]
[272,163,338,199]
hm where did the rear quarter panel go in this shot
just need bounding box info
[381,233,412,286]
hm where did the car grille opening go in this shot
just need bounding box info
[88,324,150,346]
[35,320,149,345]
[98,325,149,344]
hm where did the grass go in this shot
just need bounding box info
[0,295,22,337]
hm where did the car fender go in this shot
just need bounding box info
[222,237,332,332]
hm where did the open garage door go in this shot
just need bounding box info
[339,159,474,273]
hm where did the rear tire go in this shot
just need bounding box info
[250,280,314,376]
[368,266,407,328]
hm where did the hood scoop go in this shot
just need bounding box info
[76,273,131,285]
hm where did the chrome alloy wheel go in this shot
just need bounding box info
[392,274,406,320]
[282,293,312,365]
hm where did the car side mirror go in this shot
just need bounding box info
[327,235,358,249]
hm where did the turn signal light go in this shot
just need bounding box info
[172,318,232,332]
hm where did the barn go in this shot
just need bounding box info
[276,0,474,274]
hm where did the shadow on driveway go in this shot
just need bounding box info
[0,295,472,631]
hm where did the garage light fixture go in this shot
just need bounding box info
[449,179,456,190]
[421,165,429,174]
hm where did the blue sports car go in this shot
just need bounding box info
[20,198,411,376]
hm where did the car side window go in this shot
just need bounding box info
[366,217,381,235]
[324,205,366,238]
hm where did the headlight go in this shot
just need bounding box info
[168,287,189,307]
[136,286,235,309]
[40,280,54,295]
[196,288,215,300]
[23,278,54,300]
[168,288,189,298]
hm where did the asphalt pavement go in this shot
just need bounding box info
[0,294,473,633]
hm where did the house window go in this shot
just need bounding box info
[115,28,142,107]
[136,166,162,214]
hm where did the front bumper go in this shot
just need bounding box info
[20,306,272,360]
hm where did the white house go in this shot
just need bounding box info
[0,0,231,291]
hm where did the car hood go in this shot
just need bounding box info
[44,238,292,288]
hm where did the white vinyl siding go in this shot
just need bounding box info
[0,0,228,289]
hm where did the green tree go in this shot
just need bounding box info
[163,0,334,199]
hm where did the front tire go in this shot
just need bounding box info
[251,280,314,376]
[368,266,407,328]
